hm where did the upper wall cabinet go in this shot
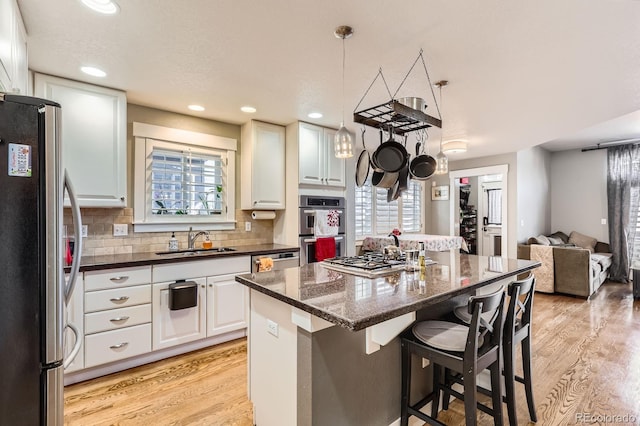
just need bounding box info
[297,122,345,187]
[35,73,127,208]
[0,0,28,95]
[241,120,286,210]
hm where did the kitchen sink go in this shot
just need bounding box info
[156,247,237,256]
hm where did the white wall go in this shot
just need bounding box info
[550,149,608,243]
[516,147,552,242]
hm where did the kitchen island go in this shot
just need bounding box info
[235,252,539,426]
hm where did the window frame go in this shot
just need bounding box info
[133,122,237,232]
[355,178,425,241]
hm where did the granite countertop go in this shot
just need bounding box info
[70,243,299,272]
[235,252,540,331]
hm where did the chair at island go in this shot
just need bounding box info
[451,273,537,426]
[400,287,506,426]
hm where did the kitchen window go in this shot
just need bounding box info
[133,123,236,232]
[355,179,423,239]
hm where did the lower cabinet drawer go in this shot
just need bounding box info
[84,323,151,368]
[85,285,151,313]
[85,304,152,334]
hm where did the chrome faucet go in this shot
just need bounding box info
[188,227,209,250]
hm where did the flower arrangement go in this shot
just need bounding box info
[391,228,402,236]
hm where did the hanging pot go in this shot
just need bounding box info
[369,127,384,171]
[372,169,399,188]
[355,128,370,187]
[372,126,408,173]
[409,141,437,180]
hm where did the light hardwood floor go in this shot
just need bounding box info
[65,282,640,425]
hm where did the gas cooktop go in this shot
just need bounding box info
[321,254,408,277]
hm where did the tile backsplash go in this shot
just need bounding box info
[64,208,274,257]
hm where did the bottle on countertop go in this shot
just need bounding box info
[202,235,213,250]
[169,232,179,251]
[418,242,426,269]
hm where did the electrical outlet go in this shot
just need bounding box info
[267,319,279,337]
[113,224,128,236]
[245,222,252,232]
[82,225,88,238]
[63,225,68,238]
[601,218,607,225]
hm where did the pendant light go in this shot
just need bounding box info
[334,25,354,159]
[435,80,448,174]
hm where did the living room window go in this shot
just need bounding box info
[355,178,423,239]
[133,123,237,232]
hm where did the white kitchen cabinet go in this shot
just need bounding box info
[152,278,207,350]
[64,274,84,373]
[241,120,286,210]
[297,122,345,187]
[0,0,28,95]
[83,266,152,369]
[152,257,249,350]
[206,273,248,336]
[34,73,127,207]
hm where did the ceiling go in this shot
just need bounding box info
[17,0,640,158]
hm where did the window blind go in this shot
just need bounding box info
[150,147,224,216]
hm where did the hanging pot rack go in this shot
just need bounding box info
[353,49,442,135]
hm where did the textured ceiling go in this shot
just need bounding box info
[17,0,640,158]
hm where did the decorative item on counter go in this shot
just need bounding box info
[257,257,274,272]
[168,232,178,251]
[202,235,213,249]
[418,241,426,270]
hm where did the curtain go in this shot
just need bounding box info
[487,189,502,224]
[606,145,640,282]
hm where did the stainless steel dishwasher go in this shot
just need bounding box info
[251,251,300,272]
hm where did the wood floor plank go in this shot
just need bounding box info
[65,282,640,425]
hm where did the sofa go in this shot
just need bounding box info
[517,231,612,298]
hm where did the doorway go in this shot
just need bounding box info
[449,165,508,257]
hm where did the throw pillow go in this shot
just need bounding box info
[547,236,563,245]
[528,235,551,245]
[568,231,597,253]
[548,231,570,244]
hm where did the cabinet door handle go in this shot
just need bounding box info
[110,296,130,303]
[209,284,213,287]
[109,276,129,283]
[110,342,129,350]
[109,316,130,323]
[201,284,206,288]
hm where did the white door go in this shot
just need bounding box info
[323,127,346,187]
[152,278,207,350]
[206,273,248,337]
[252,122,286,209]
[298,122,324,185]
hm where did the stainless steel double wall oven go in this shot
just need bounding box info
[298,195,346,265]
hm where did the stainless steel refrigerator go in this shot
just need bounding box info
[0,93,83,425]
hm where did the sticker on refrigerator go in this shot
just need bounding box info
[8,143,32,177]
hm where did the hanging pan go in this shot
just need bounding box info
[355,128,370,187]
[372,125,408,173]
[409,131,437,180]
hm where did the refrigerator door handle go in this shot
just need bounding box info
[63,323,82,370]
[64,170,83,306]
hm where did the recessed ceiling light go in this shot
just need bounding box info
[241,106,257,113]
[308,112,323,119]
[80,66,106,77]
[188,105,205,112]
[80,0,119,14]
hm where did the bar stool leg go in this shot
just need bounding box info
[490,360,504,426]
[521,334,537,422]
[463,367,478,426]
[400,341,411,426]
[442,368,452,410]
[431,363,442,419]
[503,337,518,426]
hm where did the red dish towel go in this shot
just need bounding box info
[315,237,336,262]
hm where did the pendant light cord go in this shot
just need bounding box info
[439,84,443,150]
[341,37,346,124]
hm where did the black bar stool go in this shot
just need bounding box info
[400,287,506,426]
[452,274,537,426]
